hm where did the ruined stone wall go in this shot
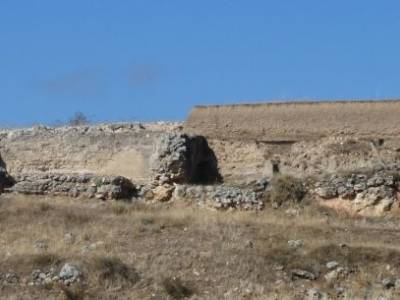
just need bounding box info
[185,100,400,141]
[0,123,182,182]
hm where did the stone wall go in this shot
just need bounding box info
[314,170,400,216]
[173,182,266,210]
[185,100,400,141]
[0,125,228,203]
[0,123,182,182]
[1,120,400,214]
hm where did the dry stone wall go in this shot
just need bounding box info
[8,173,136,200]
[173,181,267,210]
[314,170,400,216]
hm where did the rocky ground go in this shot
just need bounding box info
[1,194,400,299]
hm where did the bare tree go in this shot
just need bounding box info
[69,112,89,126]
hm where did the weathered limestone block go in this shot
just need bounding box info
[150,133,221,184]
[152,185,175,202]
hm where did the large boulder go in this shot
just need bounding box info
[150,133,221,184]
[152,184,175,202]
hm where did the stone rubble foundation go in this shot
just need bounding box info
[7,173,136,200]
[173,184,265,210]
[314,170,400,215]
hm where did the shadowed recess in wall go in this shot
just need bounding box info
[187,136,222,184]
[0,153,5,169]
[0,154,14,192]
[150,133,222,185]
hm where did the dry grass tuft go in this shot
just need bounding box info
[38,202,54,213]
[90,256,139,286]
[111,203,130,216]
[60,285,87,300]
[328,139,370,155]
[59,209,91,226]
[30,253,61,268]
[162,277,194,299]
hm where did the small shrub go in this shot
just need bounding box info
[269,175,305,207]
[60,285,86,300]
[140,216,155,225]
[82,233,91,242]
[162,277,194,299]
[91,256,139,286]
[137,216,164,233]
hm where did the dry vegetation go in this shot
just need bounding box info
[267,175,306,207]
[327,139,371,156]
[1,194,400,299]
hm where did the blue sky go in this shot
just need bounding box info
[1,1,400,126]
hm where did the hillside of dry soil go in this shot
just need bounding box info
[185,100,400,141]
[2,194,400,299]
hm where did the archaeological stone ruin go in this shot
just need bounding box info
[2,100,400,215]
